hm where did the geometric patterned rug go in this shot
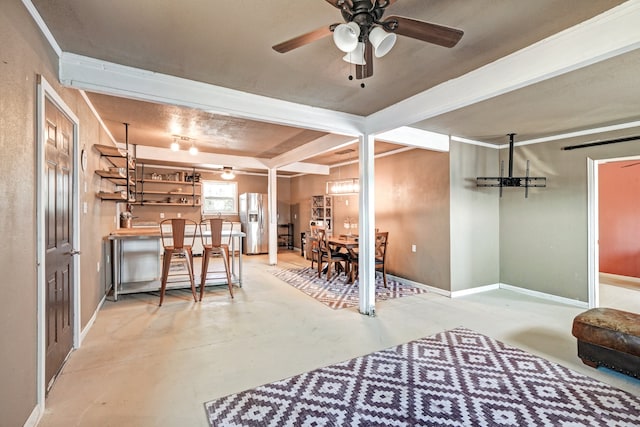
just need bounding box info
[270,267,427,309]
[204,327,640,426]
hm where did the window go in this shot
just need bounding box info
[202,180,238,215]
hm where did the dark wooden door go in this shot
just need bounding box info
[44,97,74,391]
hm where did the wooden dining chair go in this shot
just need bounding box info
[348,232,388,286]
[309,225,321,269]
[159,218,198,306]
[375,232,389,287]
[317,228,349,281]
[199,218,233,300]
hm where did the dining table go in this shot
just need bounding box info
[327,235,359,283]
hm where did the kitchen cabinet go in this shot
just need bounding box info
[94,144,136,202]
[134,164,201,207]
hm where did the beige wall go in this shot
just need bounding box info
[290,147,452,290]
[1,3,119,424]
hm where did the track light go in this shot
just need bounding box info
[221,166,235,180]
[189,143,198,156]
[170,138,180,152]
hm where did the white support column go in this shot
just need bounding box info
[268,168,278,265]
[358,133,376,316]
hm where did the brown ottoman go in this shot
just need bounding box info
[571,307,640,378]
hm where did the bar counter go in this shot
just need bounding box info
[107,227,245,301]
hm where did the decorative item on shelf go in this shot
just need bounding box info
[476,133,547,198]
[220,166,235,180]
[326,178,359,195]
[120,211,133,228]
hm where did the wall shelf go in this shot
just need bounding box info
[133,163,201,207]
[94,143,136,202]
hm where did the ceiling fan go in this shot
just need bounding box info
[272,0,464,82]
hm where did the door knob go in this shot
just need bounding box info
[64,250,81,256]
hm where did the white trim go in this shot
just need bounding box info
[451,136,500,149]
[450,283,500,298]
[21,0,62,57]
[387,274,450,297]
[36,76,82,415]
[22,404,41,427]
[59,52,365,137]
[587,157,599,309]
[499,283,589,308]
[375,127,450,152]
[79,90,117,145]
[80,295,106,344]
[268,169,278,266]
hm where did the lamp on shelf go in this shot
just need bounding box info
[220,166,235,180]
[326,178,359,195]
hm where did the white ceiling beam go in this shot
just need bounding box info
[365,0,640,135]
[265,133,357,169]
[375,127,449,152]
[60,53,366,137]
[119,143,328,174]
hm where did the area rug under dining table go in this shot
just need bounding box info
[204,327,640,426]
[270,266,427,309]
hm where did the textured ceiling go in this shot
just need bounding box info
[29,0,640,169]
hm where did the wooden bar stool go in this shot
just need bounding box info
[159,218,198,306]
[199,218,234,300]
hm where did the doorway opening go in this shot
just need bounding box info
[588,155,640,312]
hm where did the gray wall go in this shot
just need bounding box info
[449,140,500,292]
[498,129,640,302]
[1,3,118,425]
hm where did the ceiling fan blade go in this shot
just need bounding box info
[356,41,373,79]
[325,0,345,8]
[272,25,334,53]
[386,15,463,48]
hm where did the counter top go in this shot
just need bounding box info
[109,227,245,239]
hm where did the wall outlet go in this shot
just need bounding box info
[411,244,417,253]
[97,262,100,273]
[177,213,181,218]
[83,202,88,214]
[160,212,165,219]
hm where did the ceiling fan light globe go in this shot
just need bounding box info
[369,26,396,58]
[342,42,366,65]
[333,22,360,52]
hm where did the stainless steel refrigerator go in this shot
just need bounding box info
[239,193,269,254]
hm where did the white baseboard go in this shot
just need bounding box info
[80,294,106,345]
[499,283,589,308]
[387,273,450,297]
[23,403,42,427]
[450,283,500,298]
[599,272,640,284]
[400,276,589,308]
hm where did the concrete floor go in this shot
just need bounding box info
[39,252,640,426]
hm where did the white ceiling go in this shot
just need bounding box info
[28,0,640,171]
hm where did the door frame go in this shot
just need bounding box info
[587,154,640,309]
[36,76,81,408]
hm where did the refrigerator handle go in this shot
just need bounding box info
[258,196,263,231]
